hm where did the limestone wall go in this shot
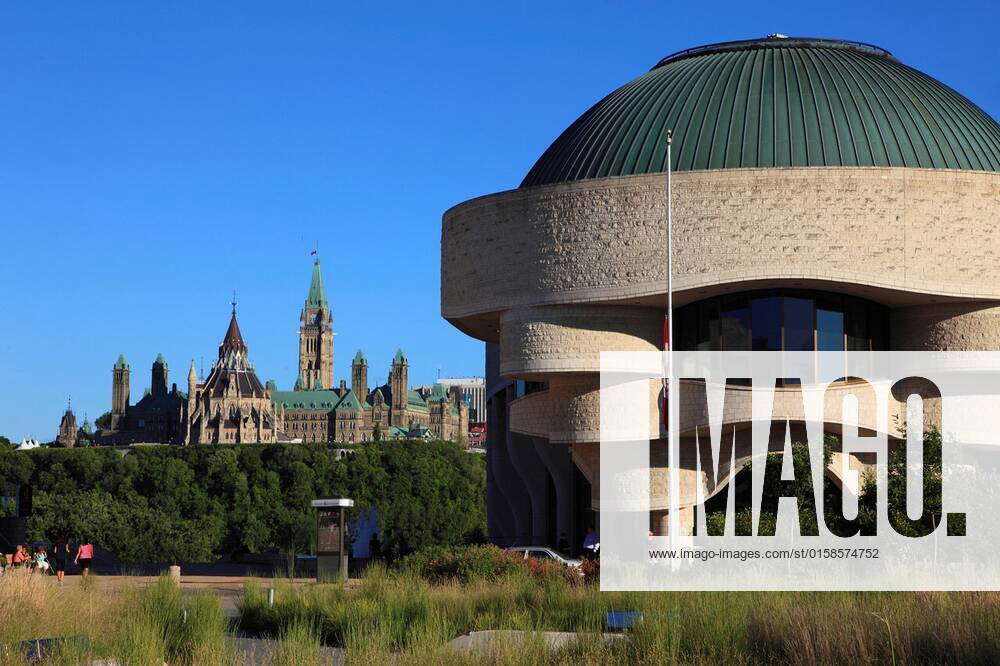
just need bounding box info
[443,168,1000,323]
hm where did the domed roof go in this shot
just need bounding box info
[521,36,1000,187]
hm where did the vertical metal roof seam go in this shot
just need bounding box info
[804,49,847,166]
[562,78,638,182]
[898,60,1000,170]
[866,55,946,168]
[876,58,962,169]
[591,70,664,179]
[852,52,928,167]
[559,79,637,182]
[702,49,746,169]
[793,47,833,165]
[736,47,763,167]
[831,49,908,166]
[826,48,891,166]
[610,60,682,178]
[632,56,699,176]
[902,68,986,170]
[781,49,809,166]
[587,67,679,179]
[672,52,726,170]
[814,48,871,166]
[714,45,755,168]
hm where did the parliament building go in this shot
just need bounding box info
[97,259,468,445]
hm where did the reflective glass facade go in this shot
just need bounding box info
[675,290,888,352]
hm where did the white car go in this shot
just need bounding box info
[506,546,582,568]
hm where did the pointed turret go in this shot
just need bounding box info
[111,354,131,431]
[306,258,328,310]
[152,353,168,397]
[298,256,334,390]
[220,311,248,356]
[389,348,409,414]
[351,349,368,401]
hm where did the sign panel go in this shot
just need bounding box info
[317,509,342,555]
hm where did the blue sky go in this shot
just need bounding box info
[1,1,997,439]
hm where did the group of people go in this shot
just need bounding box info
[2,540,94,584]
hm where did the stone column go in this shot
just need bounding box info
[490,403,533,546]
[507,431,551,546]
[486,399,518,546]
[532,438,577,554]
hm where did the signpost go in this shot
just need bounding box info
[311,498,353,582]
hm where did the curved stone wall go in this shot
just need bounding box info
[449,167,1000,539]
[443,168,1000,329]
[500,305,661,377]
[892,302,1000,350]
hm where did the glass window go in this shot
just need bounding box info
[677,305,696,351]
[869,304,888,351]
[720,294,750,351]
[697,300,721,351]
[750,296,781,351]
[783,297,813,352]
[675,289,887,355]
[816,303,845,352]
[846,299,869,351]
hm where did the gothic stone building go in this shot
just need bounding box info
[97,258,466,445]
[270,260,469,443]
[184,309,277,444]
[98,353,187,444]
[98,308,275,444]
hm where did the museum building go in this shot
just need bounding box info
[440,36,1000,550]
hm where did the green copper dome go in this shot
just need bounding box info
[521,36,1000,187]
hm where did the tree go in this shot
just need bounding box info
[1,440,486,564]
[94,412,112,430]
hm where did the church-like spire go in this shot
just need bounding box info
[306,258,328,310]
[220,311,248,355]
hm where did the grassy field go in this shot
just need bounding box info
[0,573,279,665]
[2,565,999,664]
[238,564,1000,664]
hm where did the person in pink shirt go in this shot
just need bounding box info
[74,541,94,577]
[12,544,27,569]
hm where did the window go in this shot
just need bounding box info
[675,290,888,354]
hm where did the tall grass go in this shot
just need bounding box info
[0,573,237,665]
[238,565,1000,664]
[3,565,999,663]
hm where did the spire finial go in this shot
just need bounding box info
[231,290,237,315]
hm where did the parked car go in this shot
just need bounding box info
[505,546,582,568]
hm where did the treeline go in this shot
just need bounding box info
[0,441,486,563]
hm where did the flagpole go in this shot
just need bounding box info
[665,128,679,542]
